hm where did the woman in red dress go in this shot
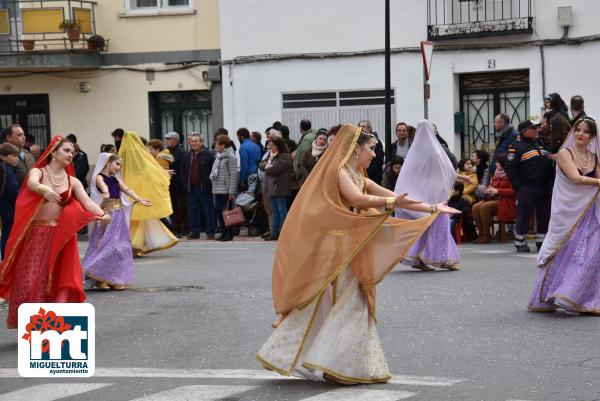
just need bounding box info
[0,136,110,328]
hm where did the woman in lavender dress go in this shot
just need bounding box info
[83,153,151,290]
[529,117,600,314]
[394,120,461,271]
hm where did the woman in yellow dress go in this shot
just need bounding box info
[257,125,459,384]
[118,132,177,256]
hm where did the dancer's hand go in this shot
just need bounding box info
[167,170,175,176]
[138,199,152,207]
[42,188,61,203]
[394,193,422,208]
[436,203,461,215]
[101,191,110,199]
[98,213,112,225]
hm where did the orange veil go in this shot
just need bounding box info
[272,125,437,319]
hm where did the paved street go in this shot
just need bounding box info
[1,240,600,401]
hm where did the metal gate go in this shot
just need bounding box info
[149,91,212,150]
[282,89,396,142]
[0,94,51,148]
[460,70,529,157]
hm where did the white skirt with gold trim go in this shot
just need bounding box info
[257,267,390,384]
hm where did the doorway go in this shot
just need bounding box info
[459,70,529,157]
[0,94,51,148]
[149,91,212,150]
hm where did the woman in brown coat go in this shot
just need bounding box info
[259,137,293,241]
[299,130,329,183]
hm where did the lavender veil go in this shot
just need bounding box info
[394,119,456,218]
[537,120,600,267]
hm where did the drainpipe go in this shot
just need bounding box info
[539,45,546,108]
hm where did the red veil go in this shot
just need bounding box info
[0,136,96,302]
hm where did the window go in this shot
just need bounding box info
[126,0,192,15]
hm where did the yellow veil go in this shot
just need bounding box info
[272,125,438,320]
[118,131,173,220]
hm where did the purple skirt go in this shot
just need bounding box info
[401,213,460,267]
[528,205,600,313]
[83,207,134,286]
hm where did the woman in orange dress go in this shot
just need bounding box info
[257,125,459,384]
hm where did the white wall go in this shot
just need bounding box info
[220,0,600,156]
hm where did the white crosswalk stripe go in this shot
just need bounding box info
[129,385,258,401]
[0,383,111,401]
[301,388,417,401]
[0,368,466,401]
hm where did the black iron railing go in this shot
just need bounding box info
[0,0,106,53]
[428,0,533,40]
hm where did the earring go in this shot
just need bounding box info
[355,151,359,160]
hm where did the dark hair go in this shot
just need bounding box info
[237,128,250,139]
[270,137,287,153]
[280,125,290,140]
[473,149,489,165]
[272,121,282,130]
[329,125,342,136]
[111,128,124,138]
[65,133,78,144]
[216,128,229,136]
[215,134,232,148]
[0,142,19,157]
[496,153,507,169]
[1,124,22,142]
[100,144,116,153]
[496,113,510,125]
[453,181,464,197]
[316,129,329,139]
[300,119,312,131]
[407,125,416,141]
[140,137,148,146]
[548,114,572,151]
[251,131,262,143]
[548,93,567,112]
[390,155,404,166]
[458,158,472,172]
[395,122,408,130]
[570,95,585,112]
[26,134,36,145]
[357,130,377,145]
[148,139,164,151]
[574,117,598,138]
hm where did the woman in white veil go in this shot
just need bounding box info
[528,117,600,314]
[394,120,461,271]
[82,152,149,290]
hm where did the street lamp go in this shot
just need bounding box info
[384,0,392,163]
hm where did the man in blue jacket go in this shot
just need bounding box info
[490,113,517,176]
[237,128,261,190]
[0,143,20,258]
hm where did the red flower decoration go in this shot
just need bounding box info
[22,308,72,353]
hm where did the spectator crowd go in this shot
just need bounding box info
[0,92,589,255]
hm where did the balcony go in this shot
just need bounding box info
[0,0,105,70]
[427,0,533,41]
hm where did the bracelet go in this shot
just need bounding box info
[385,197,395,210]
[368,195,376,208]
[38,186,47,195]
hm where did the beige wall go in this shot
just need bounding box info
[96,0,220,54]
[0,66,211,164]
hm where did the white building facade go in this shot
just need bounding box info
[220,0,600,157]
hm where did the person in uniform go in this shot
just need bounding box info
[505,119,554,252]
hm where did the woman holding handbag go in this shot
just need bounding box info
[210,134,239,241]
[259,137,293,241]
